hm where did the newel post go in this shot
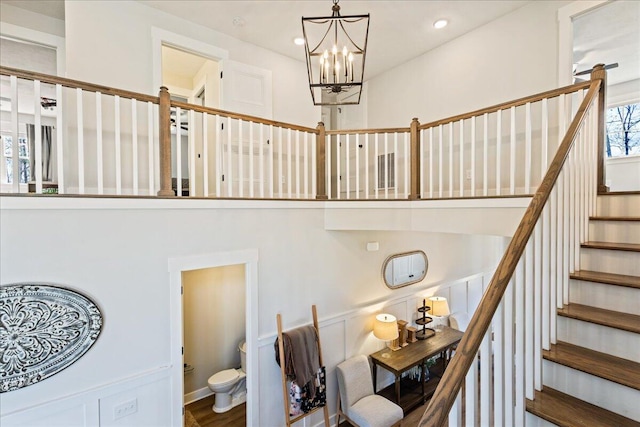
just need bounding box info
[157,86,174,196]
[409,117,421,200]
[591,64,609,193]
[315,122,328,200]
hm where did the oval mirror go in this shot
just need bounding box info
[382,250,428,289]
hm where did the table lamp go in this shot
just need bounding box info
[428,296,450,331]
[373,313,400,352]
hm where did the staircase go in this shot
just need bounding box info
[526,193,640,426]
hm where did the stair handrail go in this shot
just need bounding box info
[418,67,605,427]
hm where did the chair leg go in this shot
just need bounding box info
[335,392,342,427]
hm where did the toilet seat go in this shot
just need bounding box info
[208,369,239,388]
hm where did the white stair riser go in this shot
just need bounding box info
[597,195,640,217]
[569,279,640,315]
[524,412,558,427]
[589,221,640,244]
[556,316,639,361]
[579,247,640,276]
[542,360,640,421]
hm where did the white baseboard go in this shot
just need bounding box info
[184,387,213,405]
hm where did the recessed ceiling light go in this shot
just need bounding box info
[293,37,305,46]
[434,19,448,29]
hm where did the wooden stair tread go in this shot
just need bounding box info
[526,387,640,427]
[589,216,640,221]
[581,241,640,252]
[599,191,640,196]
[570,270,640,289]
[558,304,640,334]
[543,341,640,390]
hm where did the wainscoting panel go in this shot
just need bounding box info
[1,368,171,427]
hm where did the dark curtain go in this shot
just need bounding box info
[27,124,53,181]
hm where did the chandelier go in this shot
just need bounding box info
[302,0,370,105]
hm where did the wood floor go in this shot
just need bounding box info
[187,394,430,427]
[185,395,245,427]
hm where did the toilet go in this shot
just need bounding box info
[207,341,247,413]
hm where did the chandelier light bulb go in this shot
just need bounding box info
[293,37,305,46]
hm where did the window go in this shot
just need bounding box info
[377,152,395,189]
[2,133,30,184]
[605,103,640,157]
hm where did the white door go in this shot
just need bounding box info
[219,60,272,197]
[220,59,272,119]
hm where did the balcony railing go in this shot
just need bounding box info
[0,65,605,201]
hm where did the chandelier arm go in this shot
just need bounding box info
[307,21,335,55]
[338,20,365,52]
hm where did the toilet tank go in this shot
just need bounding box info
[239,341,247,373]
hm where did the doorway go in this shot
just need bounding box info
[168,249,259,427]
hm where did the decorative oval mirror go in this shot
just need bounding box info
[382,250,428,289]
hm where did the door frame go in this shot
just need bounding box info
[168,249,259,426]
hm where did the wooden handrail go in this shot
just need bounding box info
[325,127,410,135]
[418,80,592,131]
[170,100,318,133]
[418,76,603,427]
[0,66,159,104]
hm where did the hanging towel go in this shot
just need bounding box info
[275,325,320,397]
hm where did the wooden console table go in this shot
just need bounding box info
[369,326,464,414]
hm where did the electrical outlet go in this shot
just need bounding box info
[113,398,138,420]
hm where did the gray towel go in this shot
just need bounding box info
[275,325,320,396]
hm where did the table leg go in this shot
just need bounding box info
[372,363,378,394]
[395,376,400,403]
[420,360,426,403]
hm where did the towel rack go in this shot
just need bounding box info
[276,305,330,427]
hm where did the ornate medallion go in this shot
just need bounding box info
[0,284,102,392]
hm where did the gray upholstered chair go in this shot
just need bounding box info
[335,355,403,427]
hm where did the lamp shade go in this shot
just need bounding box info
[373,313,399,341]
[428,297,450,317]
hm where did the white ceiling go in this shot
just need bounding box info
[138,0,529,80]
[573,0,640,86]
[3,1,638,86]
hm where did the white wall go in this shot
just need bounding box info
[0,198,504,425]
[366,1,570,128]
[63,0,318,128]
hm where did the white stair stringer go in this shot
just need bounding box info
[589,220,640,244]
[569,279,640,315]
[597,194,640,216]
[524,411,558,427]
[579,247,640,276]
[542,359,640,421]
[556,316,639,361]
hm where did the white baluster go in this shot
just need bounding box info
[56,84,64,194]
[176,107,182,197]
[259,123,265,198]
[336,133,341,200]
[514,260,525,426]
[96,92,104,194]
[483,113,488,197]
[287,128,292,198]
[439,124,443,198]
[364,133,369,198]
[295,130,300,198]
[384,133,389,199]
[525,238,534,400]
[238,119,244,197]
[355,133,360,199]
[471,116,476,197]
[510,106,516,195]
[249,121,254,198]
[403,132,408,199]
[132,99,139,195]
[77,88,85,194]
[215,115,222,197]
[345,133,350,199]
[304,131,309,198]
[147,101,154,196]
[534,222,542,391]
[525,102,532,193]
[429,127,434,199]
[226,116,232,197]
[448,122,453,198]
[115,95,122,195]
[203,113,209,197]
[188,109,195,197]
[504,281,514,427]
[9,76,18,192]
[34,80,43,193]
[493,297,504,427]
[496,110,502,196]
[459,119,464,197]
[374,133,379,199]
